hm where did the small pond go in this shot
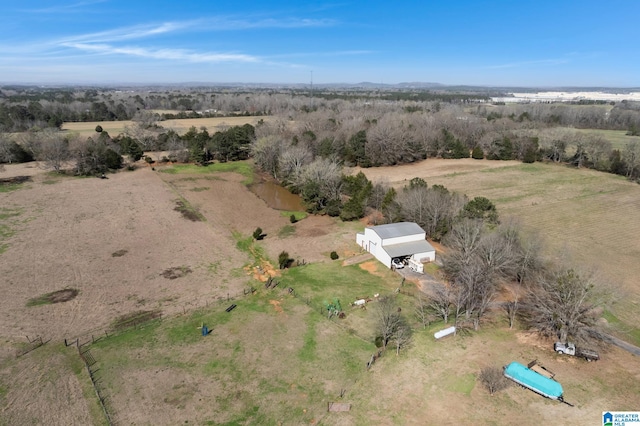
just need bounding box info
[249,181,304,211]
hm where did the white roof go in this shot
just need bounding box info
[368,222,425,239]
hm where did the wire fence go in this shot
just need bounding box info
[57,274,418,425]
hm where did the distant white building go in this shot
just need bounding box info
[356,222,435,273]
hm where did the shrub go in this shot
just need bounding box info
[471,146,484,160]
[95,125,103,133]
[252,227,263,240]
[479,366,510,395]
[104,148,123,170]
[278,251,290,269]
[330,251,339,260]
[290,214,297,223]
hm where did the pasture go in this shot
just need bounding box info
[358,159,640,335]
[61,115,271,138]
[2,158,640,425]
[534,127,640,151]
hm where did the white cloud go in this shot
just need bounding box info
[57,22,193,44]
[62,42,261,63]
[21,0,108,14]
[55,16,335,44]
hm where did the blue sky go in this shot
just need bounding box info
[1,0,639,87]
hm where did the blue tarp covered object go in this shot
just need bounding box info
[503,361,564,400]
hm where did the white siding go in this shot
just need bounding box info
[356,223,434,270]
[411,250,435,263]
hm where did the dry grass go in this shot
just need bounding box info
[358,159,640,326]
[3,158,640,425]
[61,116,272,138]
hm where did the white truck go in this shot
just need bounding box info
[554,342,599,361]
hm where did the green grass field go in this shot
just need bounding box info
[158,162,255,184]
[532,127,640,151]
[90,266,382,425]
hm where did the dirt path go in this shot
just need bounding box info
[341,252,373,266]
[606,334,640,356]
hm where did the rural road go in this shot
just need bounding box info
[605,334,640,356]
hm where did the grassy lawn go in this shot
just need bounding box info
[430,162,640,323]
[90,282,377,425]
[158,161,255,184]
[0,207,23,255]
[62,253,640,425]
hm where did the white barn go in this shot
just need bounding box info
[356,222,435,272]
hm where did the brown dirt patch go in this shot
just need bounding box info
[28,288,80,306]
[0,165,248,341]
[359,260,378,274]
[0,176,31,185]
[515,330,554,352]
[46,288,79,304]
[161,266,192,280]
[359,260,391,278]
[269,300,284,314]
[111,309,162,331]
[174,200,202,221]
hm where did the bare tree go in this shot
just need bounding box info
[393,318,412,355]
[453,261,494,330]
[512,228,544,285]
[165,131,189,162]
[478,366,510,395]
[0,133,17,164]
[415,293,430,329]
[279,144,313,184]
[373,295,403,349]
[25,129,71,172]
[584,135,612,171]
[443,219,504,330]
[252,135,283,179]
[503,287,520,329]
[429,282,453,324]
[522,267,609,344]
[398,185,465,240]
[623,140,640,179]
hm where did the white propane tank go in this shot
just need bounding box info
[434,326,456,340]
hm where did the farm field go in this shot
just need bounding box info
[534,127,640,150]
[2,158,640,425]
[61,115,272,138]
[357,159,640,332]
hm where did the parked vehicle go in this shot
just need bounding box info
[391,258,404,269]
[554,342,600,361]
[503,361,565,401]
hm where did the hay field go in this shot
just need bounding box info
[61,115,272,138]
[359,159,640,327]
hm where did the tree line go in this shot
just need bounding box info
[0,120,255,176]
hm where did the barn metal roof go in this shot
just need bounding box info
[368,222,425,239]
[383,240,435,258]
